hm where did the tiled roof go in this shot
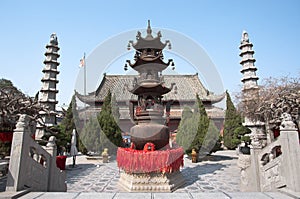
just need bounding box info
[76,74,225,104]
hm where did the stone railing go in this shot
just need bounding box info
[258,138,285,191]
[6,114,66,192]
[239,113,300,192]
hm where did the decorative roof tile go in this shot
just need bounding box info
[76,74,225,104]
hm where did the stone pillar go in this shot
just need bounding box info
[44,136,57,158]
[238,146,262,192]
[6,115,32,191]
[44,136,57,192]
[279,114,300,192]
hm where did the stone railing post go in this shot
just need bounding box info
[43,136,63,192]
[239,118,265,192]
[279,113,300,192]
[6,115,31,191]
[238,146,262,192]
[44,136,57,159]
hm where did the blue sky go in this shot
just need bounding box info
[1,0,299,107]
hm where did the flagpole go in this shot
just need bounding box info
[83,53,86,99]
[83,53,87,125]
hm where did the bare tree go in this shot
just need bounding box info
[0,79,52,132]
[236,75,300,130]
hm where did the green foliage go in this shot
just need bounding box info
[56,95,76,148]
[98,90,123,153]
[60,96,76,135]
[111,94,120,124]
[190,94,209,153]
[176,106,198,153]
[176,94,220,155]
[223,91,250,149]
[48,94,87,154]
[202,120,222,154]
[0,141,11,159]
[241,135,251,144]
[81,117,101,153]
[79,91,122,154]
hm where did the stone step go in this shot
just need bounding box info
[9,191,297,199]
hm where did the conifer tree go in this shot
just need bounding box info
[111,94,120,125]
[55,95,82,153]
[176,94,211,154]
[98,90,123,153]
[202,120,221,154]
[190,94,210,153]
[223,91,249,149]
[176,106,197,153]
[80,117,101,153]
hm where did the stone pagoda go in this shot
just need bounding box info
[239,31,266,147]
[117,21,185,192]
[35,33,60,141]
[240,31,259,92]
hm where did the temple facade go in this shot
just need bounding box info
[76,73,225,133]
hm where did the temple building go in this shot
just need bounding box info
[76,73,225,133]
[76,22,225,134]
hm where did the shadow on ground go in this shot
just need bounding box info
[181,163,227,187]
[200,154,238,161]
[66,164,97,185]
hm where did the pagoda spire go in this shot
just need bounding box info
[239,30,259,92]
[146,20,153,39]
[35,33,60,141]
[239,31,267,148]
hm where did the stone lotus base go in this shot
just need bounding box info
[118,171,185,192]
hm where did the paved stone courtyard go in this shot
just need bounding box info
[1,150,297,198]
[0,150,240,194]
[65,150,240,193]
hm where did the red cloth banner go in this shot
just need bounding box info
[0,132,13,142]
[56,155,67,170]
[117,147,184,174]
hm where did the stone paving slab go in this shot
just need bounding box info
[153,192,191,199]
[18,192,44,199]
[19,191,296,199]
[19,192,79,199]
[264,192,297,199]
[0,189,29,199]
[76,192,116,199]
[225,192,279,199]
[190,192,230,199]
[115,192,152,199]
